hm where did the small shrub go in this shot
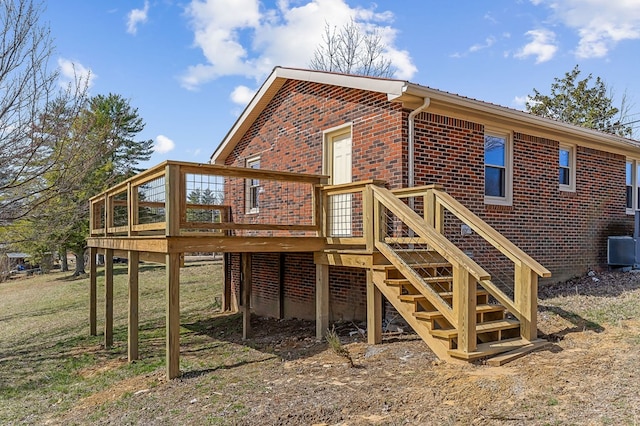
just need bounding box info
[326,326,354,367]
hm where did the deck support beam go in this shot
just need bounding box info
[241,253,252,340]
[315,263,329,340]
[166,252,181,379]
[89,247,97,336]
[104,249,114,348]
[366,269,382,344]
[128,251,140,362]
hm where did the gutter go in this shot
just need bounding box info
[407,98,431,188]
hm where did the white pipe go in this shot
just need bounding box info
[408,98,431,188]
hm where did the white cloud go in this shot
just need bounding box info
[469,36,497,53]
[57,58,96,90]
[127,1,150,35]
[514,29,558,63]
[181,0,416,90]
[533,0,640,59]
[512,95,530,110]
[451,35,501,59]
[230,85,256,105]
[154,135,175,154]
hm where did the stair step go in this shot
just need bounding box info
[373,263,452,271]
[385,275,452,287]
[385,278,411,286]
[438,289,488,299]
[413,304,505,321]
[398,294,426,303]
[448,337,540,360]
[430,319,520,339]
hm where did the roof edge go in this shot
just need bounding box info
[402,82,640,153]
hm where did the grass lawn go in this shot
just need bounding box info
[0,261,224,424]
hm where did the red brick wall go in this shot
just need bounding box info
[225,81,405,320]
[229,252,367,321]
[225,80,405,185]
[412,112,633,283]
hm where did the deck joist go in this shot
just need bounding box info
[87,236,329,254]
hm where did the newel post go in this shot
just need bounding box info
[515,264,538,341]
[452,264,476,354]
[425,186,444,233]
[364,185,374,252]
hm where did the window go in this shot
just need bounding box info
[559,145,576,192]
[484,130,512,205]
[246,156,260,213]
[626,159,640,213]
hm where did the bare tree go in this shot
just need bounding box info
[0,0,89,226]
[309,19,395,78]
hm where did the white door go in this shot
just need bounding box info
[330,132,352,236]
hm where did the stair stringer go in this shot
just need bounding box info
[370,269,460,362]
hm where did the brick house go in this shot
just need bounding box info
[211,66,640,325]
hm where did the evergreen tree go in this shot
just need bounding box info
[526,65,633,137]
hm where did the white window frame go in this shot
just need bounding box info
[626,158,640,215]
[246,156,260,214]
[559,144,576,192]
[484,129,513,206]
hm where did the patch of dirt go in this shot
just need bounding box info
[55,270,640,425]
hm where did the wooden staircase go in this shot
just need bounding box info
[365,185,552,364]
[371,250,539,362]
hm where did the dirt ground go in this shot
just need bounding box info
[50,270,640,425]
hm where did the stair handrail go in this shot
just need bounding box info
[370,185,490,282]
[433,190,551,278]
[371,185,487,350]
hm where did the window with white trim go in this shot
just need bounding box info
[626,159,640,213]
[559,145,576,192]
[246,156,260,213]
[484,130,512,205]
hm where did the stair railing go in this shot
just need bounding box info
[407,185,551,341]
[370,185,491,353]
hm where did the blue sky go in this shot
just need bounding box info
[42,0,640,167]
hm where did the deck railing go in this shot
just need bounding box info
[89,161,328,238]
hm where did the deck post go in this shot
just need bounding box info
[165,164,181,237]
[366,269,382,344]
[222,253,231,311]
[315,263,329,340]
[89,247,97,336]
[453,265,476,353]
[241,253,252,339]
[515,264,538,341]
[166,252,181,379]
[104,249,114,348]
[128,251,140,362]
[364,185,375,253]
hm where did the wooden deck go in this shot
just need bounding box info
[87,161,551,379]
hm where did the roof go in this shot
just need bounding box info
[6,253,30,259]
[210,66,640,164]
